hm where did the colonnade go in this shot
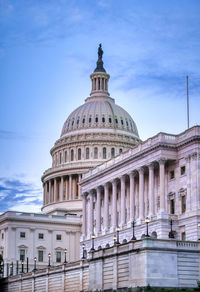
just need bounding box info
[43,174,82,205]
[82,160,166,239]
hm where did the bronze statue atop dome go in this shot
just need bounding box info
[98,44,103,60]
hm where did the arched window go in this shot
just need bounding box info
[103,147,106,159]
[71,149,74,161]
[78,148,81,160]
[86,148,89,159]
[95,117,98,123]
[94,147,98,159]
[102,117,105,123]
[59,152,62,164]
[119,148,122,154]
[111,148,115,158]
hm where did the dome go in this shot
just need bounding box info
[61,96,139,139]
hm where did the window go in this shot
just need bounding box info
[180,166,185,176]
[119,148,122,154]
[94,147,98,159]
[121,119,124,125]
[1,233,4,239]
[95,117,98,123]
[20,249,25,261]
[181,232,186,241]
[65,151,67,162]
[82,118,85,124]
[20,232,25,238]
[56,234,61,240]
[111,148,115,158]
[170,199,175,214]
[59,152,62,164]
[126,121,129,127]
[102,117,105,123]
[170,170,175,180]
[71,149,74,161]
[38,250,43,262]
[86,148,89,159]
[103,147,106,159]
[78,148,81,160]
[115,118,118,124]
[89,117,92,123]
[72,120,74,126]
[181,196,186,213]
[38,233,44,239]
[56,251,61,263]
[109,118,112,123]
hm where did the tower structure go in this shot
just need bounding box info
[41,44,140,215]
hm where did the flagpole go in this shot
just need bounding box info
[186,75,189,129]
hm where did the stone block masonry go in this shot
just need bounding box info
[1,238,200,291]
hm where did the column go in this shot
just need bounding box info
[120,175,126,226]
[49,180,52,203]
[96,187,101,235]
[78,174,82,198]
[43,183,45,205]
[45,183,48,204]
[139,167,144,220]
[104,183,109,232]
[54,178,57,202]
[69,175,72,200]
[112,180,117,229]
[73,177,76,199]
[148,163,154,217]
[96,78,98,91]
[82,193,87,238]
[129,172,135,222]
[159,159,166,213]
[100,77,102,90]
[60,176,64,201]
[88,191,94,237]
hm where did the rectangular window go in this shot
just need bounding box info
[38,250,43,262]
[20,249,25,261]
[56,234,61,240]
[169,170,175,180]
[170,199,175,214]
[38,233,44,239]
[20,232,25,238]
[1,233,4,239]
[181,232,186,241]
[180,166,185,175]
[181,195,186,213]
[65,151,67,162]
[56,251,61,263]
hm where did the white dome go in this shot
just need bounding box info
[61,96,139,139]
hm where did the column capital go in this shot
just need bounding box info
[120,174,126,182]
[148,162,155,170]
[104,182,110,188]
[111,178,118,185]
[158,158,166,165]
[128,171,137,178]
[81,192,88,198]
[138,166,145,174]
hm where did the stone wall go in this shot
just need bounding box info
[2,238,200,291]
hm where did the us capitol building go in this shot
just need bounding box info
[1,45,200,291]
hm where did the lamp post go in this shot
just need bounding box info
[113,235,117,246]
[48,253,51,267]
[145,217,150,237]
[90,235,95,252]
[131,221,136,241]
[116,227,120,244]
[21,261,24,273]
[33,257,37,271]
[64,249,67,264]
[82,244,86,259]
[169,219,175,239]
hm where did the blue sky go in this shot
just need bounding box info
[0,0,200,213]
